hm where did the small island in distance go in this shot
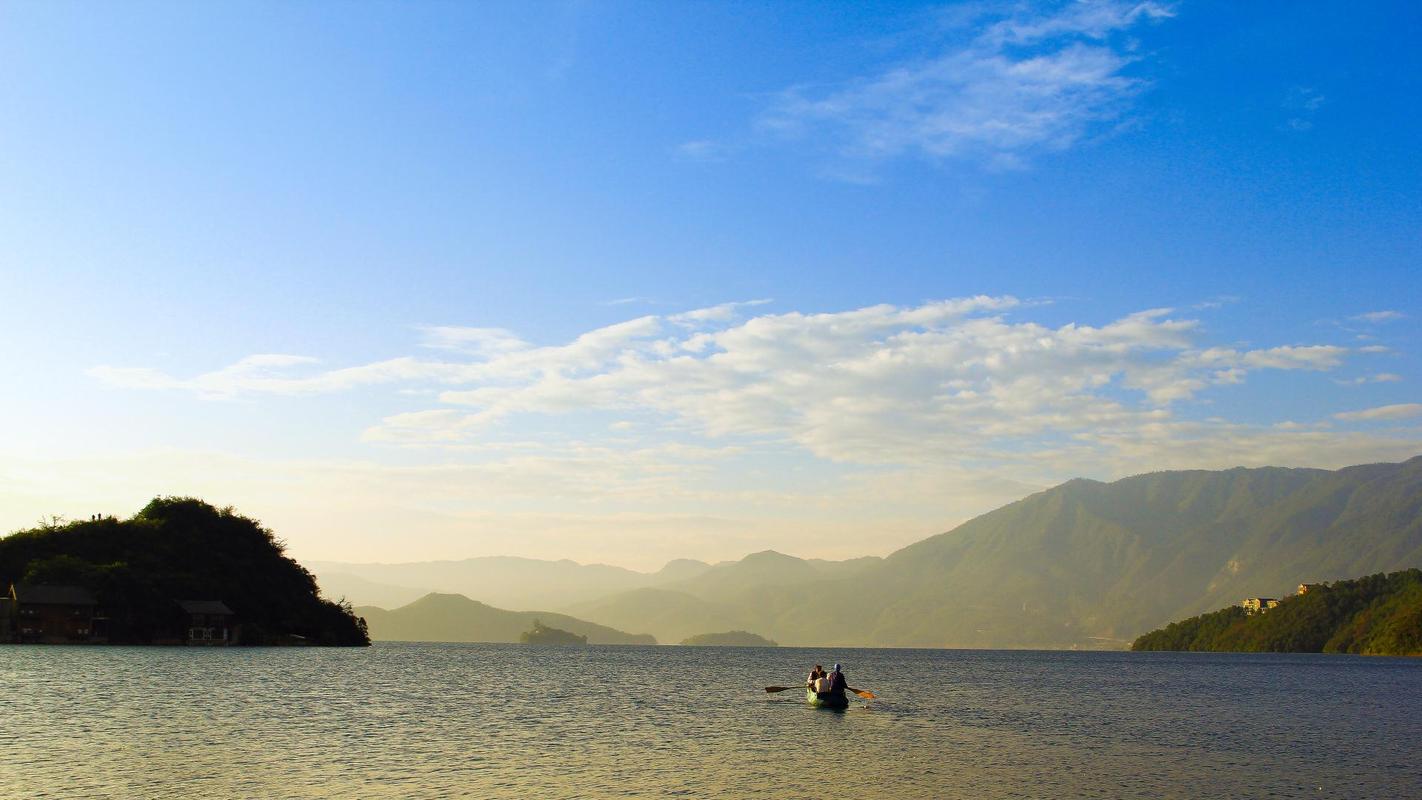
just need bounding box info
[519,619,587,645]
[679,630,778,647]
[1132,569,1422,656]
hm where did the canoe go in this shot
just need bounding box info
[806,688,849,710]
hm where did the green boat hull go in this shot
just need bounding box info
[806,688,849,710]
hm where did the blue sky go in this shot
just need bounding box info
[2,1,1418,568]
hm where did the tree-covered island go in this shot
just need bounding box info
[1132,569,1422,656]
[0,497,369,646]
[679,630,778,646]
[519,619,588,645]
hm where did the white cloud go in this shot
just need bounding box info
[91,296,1407,502]
[1334,373,1403,386]
[668,299,772,325]
[417,326,529,356]
[757,0,1173,171]
[1237,345,1347,370]
[49,296,1422,565]
[1192,295,1242,310]
[1334,403,1422,422]
[312,298,1358,470]
[91,355,457,399]
[1190,344,1347,372]
[1350,310,1405,324]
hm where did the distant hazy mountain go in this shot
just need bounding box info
[567,588,750,645]
[355,593,655,645]
[569,457,1422,648]
[565,550,883,643]
[311,555,712,611]
[858,456,1422,647]
[669,550,882,600]
[333,457,1421,649]
[317,572,429,610]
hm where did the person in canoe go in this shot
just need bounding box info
[825,663,848,702]
[767,665,873,705]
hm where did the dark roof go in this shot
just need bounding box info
[14,585,97,606]
[177,600,233,615]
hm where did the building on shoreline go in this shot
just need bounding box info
[2,584,237,645]
[179,600,235,646]
[4,584,103,644]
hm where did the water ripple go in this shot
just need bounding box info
[1,644,1418,798]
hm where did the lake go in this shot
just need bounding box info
[2,643,1418,798]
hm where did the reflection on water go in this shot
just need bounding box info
[1,643,1418,798]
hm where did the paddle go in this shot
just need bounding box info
[764,684,876,700]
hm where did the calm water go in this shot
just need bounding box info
[2,643,1419,799]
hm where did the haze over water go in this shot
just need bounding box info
[4,644,1418,799]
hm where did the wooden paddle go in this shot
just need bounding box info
[764,684,876,700]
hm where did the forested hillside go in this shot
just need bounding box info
[0,498,368,646]
[1132,569,1422,655]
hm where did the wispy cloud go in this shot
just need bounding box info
[1350,310,1405,324]
[90,355,457,399]
[755,0,1173,173]
[72,296,1422,563]
[1283,86,1326,132]
[92,296,1386,474]
[1334,403,1422,422]
[674,139,731,162]
[668,299,772,325]
[1334,373,1402,386]
[417,326,529,356]
[1192,295,1242,310]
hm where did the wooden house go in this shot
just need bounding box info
[177,600,234,645]
[10,584,101,643]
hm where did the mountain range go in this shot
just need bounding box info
[320,456,1422,649]
[354,593,654,645]
[312,555,715,612]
